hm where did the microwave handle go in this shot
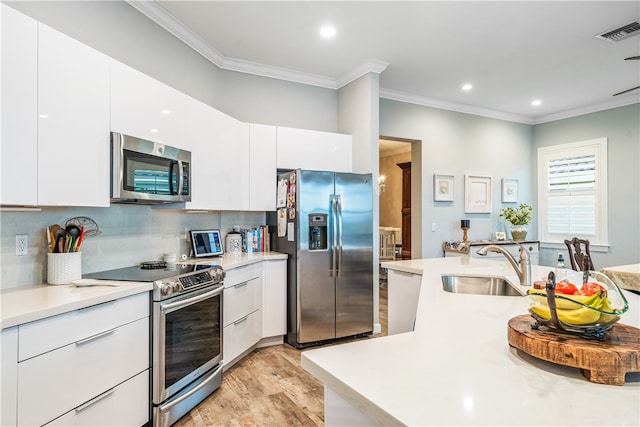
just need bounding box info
[177,160,184,196]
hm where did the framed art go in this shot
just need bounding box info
[501,178,518,203]
[433,174,454,201]
[464,175,492,213]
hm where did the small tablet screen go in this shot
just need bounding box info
[190,229,224,258]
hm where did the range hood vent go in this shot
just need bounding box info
[596,21,640,42]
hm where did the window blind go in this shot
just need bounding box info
[546,154,597,236]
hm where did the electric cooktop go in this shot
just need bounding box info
[84,262,219,283]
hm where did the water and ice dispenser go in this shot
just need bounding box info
[308,214,327,250]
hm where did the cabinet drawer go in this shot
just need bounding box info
[223,309,261,366]
[224,263,261,286]
[17,317,149,427]
[223,277,261,327]
[46,369,149,427]
[18,292,149,361]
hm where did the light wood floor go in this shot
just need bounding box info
[175,284,388,427]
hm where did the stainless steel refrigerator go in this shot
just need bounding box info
[267,169,374,348]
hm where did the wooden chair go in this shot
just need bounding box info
[564,237,594,271]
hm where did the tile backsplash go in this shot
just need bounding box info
[0,205,265,289]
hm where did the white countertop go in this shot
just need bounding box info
[302,257,640,426]
[0,251,287,330]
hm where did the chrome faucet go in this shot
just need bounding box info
[476,244,531,287]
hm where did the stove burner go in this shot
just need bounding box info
[141,261,167,270]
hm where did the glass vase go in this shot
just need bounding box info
[510,224,527,241]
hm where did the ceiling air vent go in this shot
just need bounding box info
[596,21,640,42]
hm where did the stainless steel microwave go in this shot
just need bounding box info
[111,132,191,204]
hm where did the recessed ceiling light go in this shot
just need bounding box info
[462,83,473,91]
[531,99,542,106]
[320,25,336,38]
[161,109,171,115]
[150,128,159,133]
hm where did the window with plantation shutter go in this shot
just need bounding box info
[538,138,608,245]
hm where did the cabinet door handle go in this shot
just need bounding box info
[75,328,116,346]
[233,281,249,289]
[75,388,115,412]
[234,315,249,325]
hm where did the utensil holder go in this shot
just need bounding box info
[47,252,82,285]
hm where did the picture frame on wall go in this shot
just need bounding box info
[501,178,519,203]
[464,175,492,213]
[433,174,454,201]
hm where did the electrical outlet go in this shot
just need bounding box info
[16,234,28,256]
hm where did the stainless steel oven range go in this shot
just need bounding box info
[85,262,225,427]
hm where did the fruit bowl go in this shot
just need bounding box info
[526,270,629,340]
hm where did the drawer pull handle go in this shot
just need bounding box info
[75,328,116,346]
[75,388,115,412]
[234,281,249,289]
[234,315,249,325]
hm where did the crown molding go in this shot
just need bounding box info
[128,1,638,125]
[126,0,226,66]
[128,1,388,90]
[379,88,534,124]
[532,95,640,124]
[336,60,390,88]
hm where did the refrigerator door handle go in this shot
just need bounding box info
[336,194,343,278]
[331,194,338,278]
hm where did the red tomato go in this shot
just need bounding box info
[580,282,605,296]
[555,282,579,295]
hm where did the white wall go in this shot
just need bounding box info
[380,99,534,259]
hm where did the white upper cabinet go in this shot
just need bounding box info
[1,5,38,206]
[183,96,249,211]
[249,124,277,211]
[276,126,352,173]
[218,121,250,210]
[37,23,110,207]
[111,60,186,147]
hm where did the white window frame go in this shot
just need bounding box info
[537,137,609,251]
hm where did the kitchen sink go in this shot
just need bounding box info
[441,274,524,296]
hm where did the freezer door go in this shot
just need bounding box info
[335,173,374,338]
[297,170,336,344]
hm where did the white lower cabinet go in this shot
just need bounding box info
[45,370,149,427]
[223,310,262,368]
[262,260,286,338]
[15,293,150,427]
[387,270,422,335]
[1,327,18,427]
[223,264,263,368]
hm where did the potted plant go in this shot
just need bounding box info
[499,203,532,241]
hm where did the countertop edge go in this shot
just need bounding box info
[301,352,404,427]
[1,282,152,330]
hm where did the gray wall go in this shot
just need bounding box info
[533,104,640,268]
[6,1,339,132]
[380,99,534,259]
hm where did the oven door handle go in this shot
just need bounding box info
[160,286,223,313]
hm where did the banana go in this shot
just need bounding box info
[597,298,620,324]
[530,304,602,325]
[527,289,602,310]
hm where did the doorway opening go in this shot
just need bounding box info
[378,136,422,281]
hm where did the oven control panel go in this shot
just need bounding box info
[179,271,213,289]
[156,266,225,298]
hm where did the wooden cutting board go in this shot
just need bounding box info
[507,315,640,385]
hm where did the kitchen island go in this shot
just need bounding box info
[301,257,640,426]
